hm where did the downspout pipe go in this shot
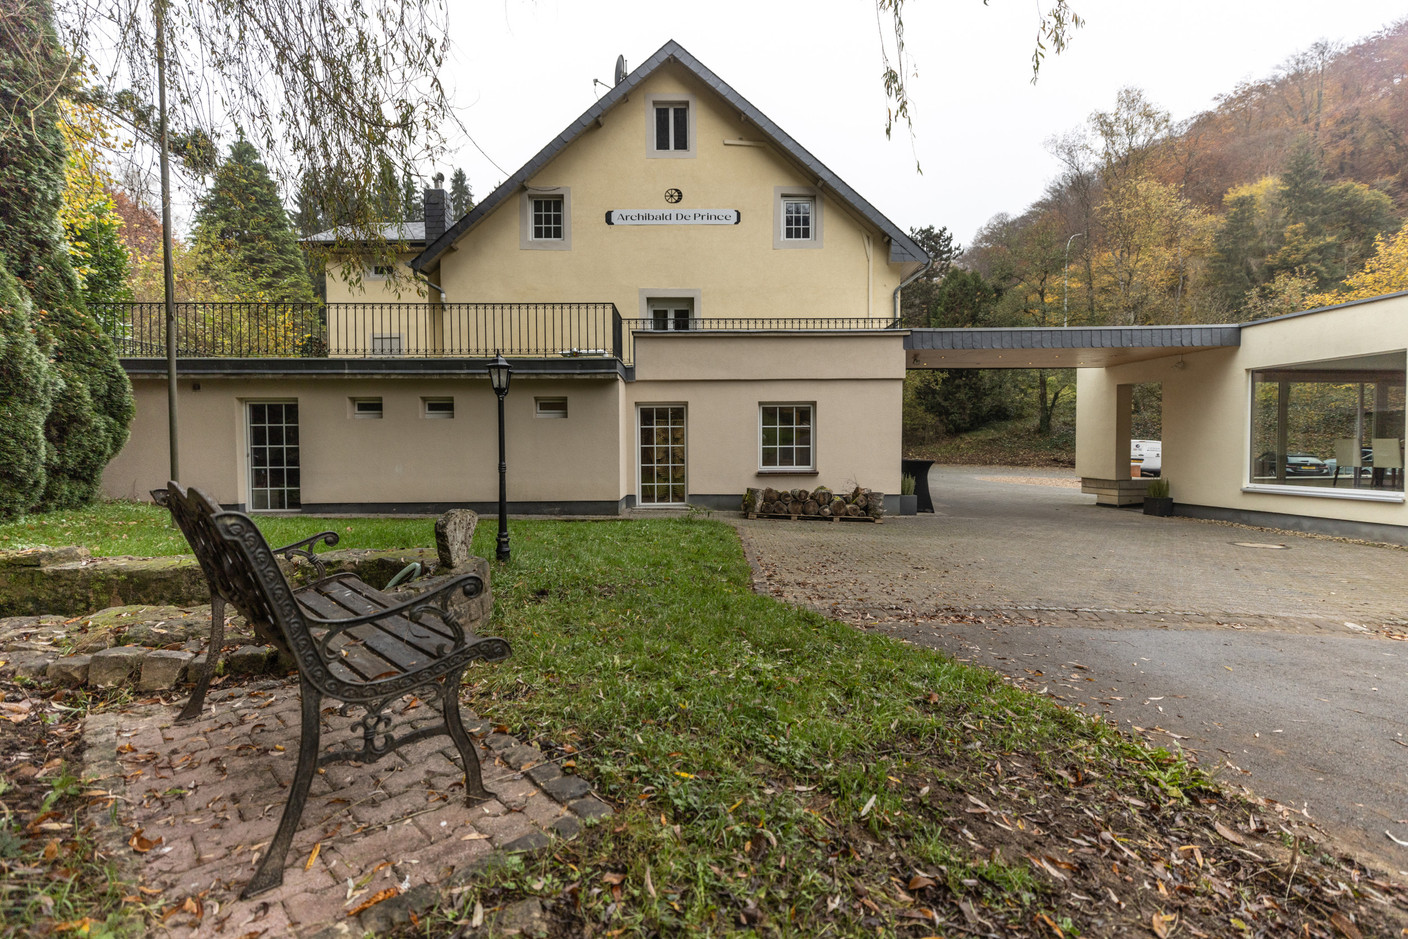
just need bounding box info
[416,271,444,301]
[891,255,933,328]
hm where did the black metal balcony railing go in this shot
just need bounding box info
[98,301,625,361]
[96,303,902,366]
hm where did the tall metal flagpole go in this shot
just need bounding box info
[156,0,179,481]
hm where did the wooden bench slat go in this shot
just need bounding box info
[301,580,459,666]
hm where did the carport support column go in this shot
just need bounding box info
[1076,371,1144,506]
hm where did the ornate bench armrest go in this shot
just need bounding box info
[272,531,340,578]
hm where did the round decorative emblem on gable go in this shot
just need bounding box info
[664,188,683,204]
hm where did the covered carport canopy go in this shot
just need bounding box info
[904,325,1241,369]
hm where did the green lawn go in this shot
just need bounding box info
[3,504,1392,936]
[0,500,439,558]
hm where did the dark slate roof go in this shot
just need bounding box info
[302,222,426,245]
[906,325,1242,352]
[413,39,928,272]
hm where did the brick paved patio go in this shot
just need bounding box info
[84,680,611,937]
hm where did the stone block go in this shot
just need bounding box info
[541,774,591,804]
[501,744,543,771]
[434,509,479,569]
[47,655,91,687]
[226,645,274,674]
[569,796,614,821]
[140,649,195,691]
[1,651,53,680]
[549,815,582,838]
[503,830,552,854]
[526,762,562,786]
[89,645,148,687]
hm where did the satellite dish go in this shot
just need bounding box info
[614,55,627,86]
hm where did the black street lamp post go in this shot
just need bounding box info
[487,354,513,562]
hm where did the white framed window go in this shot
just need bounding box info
[371,333,403,356]
[247,401,300,511]
[783,198,813,240]
[774,186,823,249]
[520,188,572,250]
[351,397,383,419]
[646,94,696,158]
[648,297,693,331]
[535,397,568,419]
[760,403,815,471]
[365,264,396,280]
[532,196,563,240]
[422,397,454,419]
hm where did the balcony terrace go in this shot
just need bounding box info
[95,301,900,369]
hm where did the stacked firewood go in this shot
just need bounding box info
[741,485,885,520]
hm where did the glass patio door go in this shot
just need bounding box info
[638,405,686,506]
[247,401,301,510]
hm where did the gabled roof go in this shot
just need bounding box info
[303,222,426,246]
[413,39,928,272]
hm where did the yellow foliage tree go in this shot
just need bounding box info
[1307,227,1408,306]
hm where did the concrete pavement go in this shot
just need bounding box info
[735,465,1408,872]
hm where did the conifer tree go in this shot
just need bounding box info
[449,168,473,220]
[192,139,315,302]
[0,0,133,514]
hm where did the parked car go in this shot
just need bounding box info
[1255,451,1330,476]
[1324,448,1374,475]
[1131,439,1162,477]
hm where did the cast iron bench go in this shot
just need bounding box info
[153,481,512,898]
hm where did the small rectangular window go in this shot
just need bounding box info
[535,397,568,419]
[531,196,564,241]
[371,333,403,356]
[352,398,383,419]
[783,198,813,240]
[366,264,395,280]
[422,397,454,419]
[760,403,814,470]
[654,103,689,151]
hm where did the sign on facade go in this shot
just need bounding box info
[605,209,740,225]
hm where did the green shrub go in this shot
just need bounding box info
[1146,477,1170,499]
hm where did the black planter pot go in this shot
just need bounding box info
[1143,497,1174,517]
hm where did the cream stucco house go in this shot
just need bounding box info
[104,41,929,514]
[103,39,1408,545]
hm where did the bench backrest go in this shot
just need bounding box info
[160,480,311,665]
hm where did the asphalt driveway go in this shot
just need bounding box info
[734,466,1408,873]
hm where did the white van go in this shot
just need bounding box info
[1131,439,1162,477]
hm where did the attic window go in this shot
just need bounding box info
[655,103,688,151]
[646,95,696,159]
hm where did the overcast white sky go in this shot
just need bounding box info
[435,1,1406,247]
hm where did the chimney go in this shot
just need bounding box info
[423,185,446,244]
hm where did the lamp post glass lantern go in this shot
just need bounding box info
[489,355,512,561]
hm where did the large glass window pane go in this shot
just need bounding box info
[1250,358,1405,492]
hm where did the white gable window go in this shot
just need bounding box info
[520,188,572,250]
[532,196,563,241]
[655,103,688,150]
[774,187,823,249]
[783,198,813,240]
[646,94,696,158]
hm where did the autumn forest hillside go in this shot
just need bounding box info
[903,20,1408,451]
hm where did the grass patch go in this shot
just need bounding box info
[396,517,1281,936]
[0,500,437,558]
[906,418,1076,467]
